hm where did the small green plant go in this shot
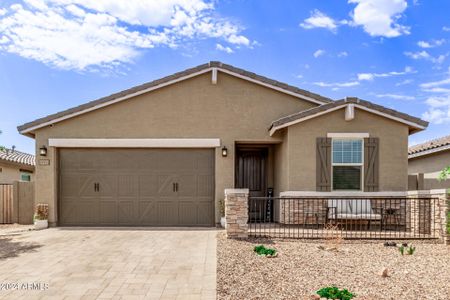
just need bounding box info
[399,244,416,255]
[218,199,225,217]
[447,210,450,235]
[316,286,355,300]
[254,245,277,256]
[438,166,450,181]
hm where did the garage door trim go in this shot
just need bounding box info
[50,138,221,148]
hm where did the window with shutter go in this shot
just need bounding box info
[331,138,363,191]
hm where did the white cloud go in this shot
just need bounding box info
[300,10,343,32]
[375,93,414,100]
[422,87,450,93]
[313,81,359,88]
[404,51,447,64]
[216,43,233,54]
[417,39,445,48]
[357,66,415,81]
[295,74,303,79]
[313,49,325,58]
[443,26,450,32]
[337,51,348,57]
[422,95,450,124]
[349,0,410,38]
[395,79,413,86]
[0,0,253,70]
[0,8,7,16]
[420,77,450,89]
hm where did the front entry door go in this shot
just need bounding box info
[235,147,268,197]
[235,147,269,221]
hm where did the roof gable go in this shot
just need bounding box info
[18,61,332,136]
[269,97,428,136]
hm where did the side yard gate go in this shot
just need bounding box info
[0,182,34,225]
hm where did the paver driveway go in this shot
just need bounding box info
[0,228,217,300]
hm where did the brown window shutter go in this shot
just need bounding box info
[316,137,332,191]
[364,137,379,192]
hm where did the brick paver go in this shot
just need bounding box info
[0,228,217,300]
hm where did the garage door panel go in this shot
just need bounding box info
[178,201,198,225]
[59,148,214,226]
[197,175,214,197]
[177,175,197,197]
[157,175,177,196]
[197,201,214,226]
[117,200,135,224]
[157,200,178,225]
[99,200,117,224]
[138,175,158,197]
[118,175,138,197]
[138,199,158,225]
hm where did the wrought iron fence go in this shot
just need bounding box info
[248,196,440,239]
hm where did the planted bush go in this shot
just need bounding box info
[316,286,355,300]
[254,245,277,256]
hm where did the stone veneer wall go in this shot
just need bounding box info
[225,189,249,239]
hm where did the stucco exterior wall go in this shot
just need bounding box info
[0,162,34,184]
[33,72,317,224]
[408,150,450,189]
[409,150,450,178]
[287,107,410,191]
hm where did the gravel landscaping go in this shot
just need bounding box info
[217,232,450,299]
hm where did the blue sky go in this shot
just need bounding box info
[1,0,450,154]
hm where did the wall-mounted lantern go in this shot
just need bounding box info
[39,145,47,156]
[221,146,228,157]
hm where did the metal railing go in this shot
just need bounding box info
[248,196,440,239]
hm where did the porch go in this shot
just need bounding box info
[225,189,449,241]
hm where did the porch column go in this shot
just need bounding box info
[225,189,249,239]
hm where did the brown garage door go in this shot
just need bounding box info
[59,149,215,226]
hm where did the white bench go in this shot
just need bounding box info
[326,199,384,229]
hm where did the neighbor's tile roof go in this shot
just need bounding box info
[18,61,333,135]
[270,97,428,134]
[408,135,450,158]
[0,148,35,166]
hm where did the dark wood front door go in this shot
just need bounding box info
[235,147,268,197]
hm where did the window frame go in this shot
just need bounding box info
[331,137,364,191]
[20,173,31,182]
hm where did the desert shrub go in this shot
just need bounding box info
[254,245,277,256]
[34,203,49,220]
[316,286,355,300]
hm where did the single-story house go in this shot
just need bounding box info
[408,135,450,190]
[0,147,35,184]
[17,61,428,227]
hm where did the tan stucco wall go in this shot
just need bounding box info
[287,107,410,191]
[33,71,317,223]
[0,162,34,184]
[408,150,450,189]
[409,150,450,178]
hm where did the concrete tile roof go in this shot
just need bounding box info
[0,148,35,166]
[408,135,450,158]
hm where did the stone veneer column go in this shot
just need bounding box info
[225,189,249,239]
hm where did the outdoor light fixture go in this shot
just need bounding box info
[221,146,228,157]
[39,145,47,156]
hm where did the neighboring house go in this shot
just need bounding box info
[0,147,35,184]
[408,135,450,190]
[17,61,428,227]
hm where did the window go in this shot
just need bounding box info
[20,173,31,182]
[332,139,363,190]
